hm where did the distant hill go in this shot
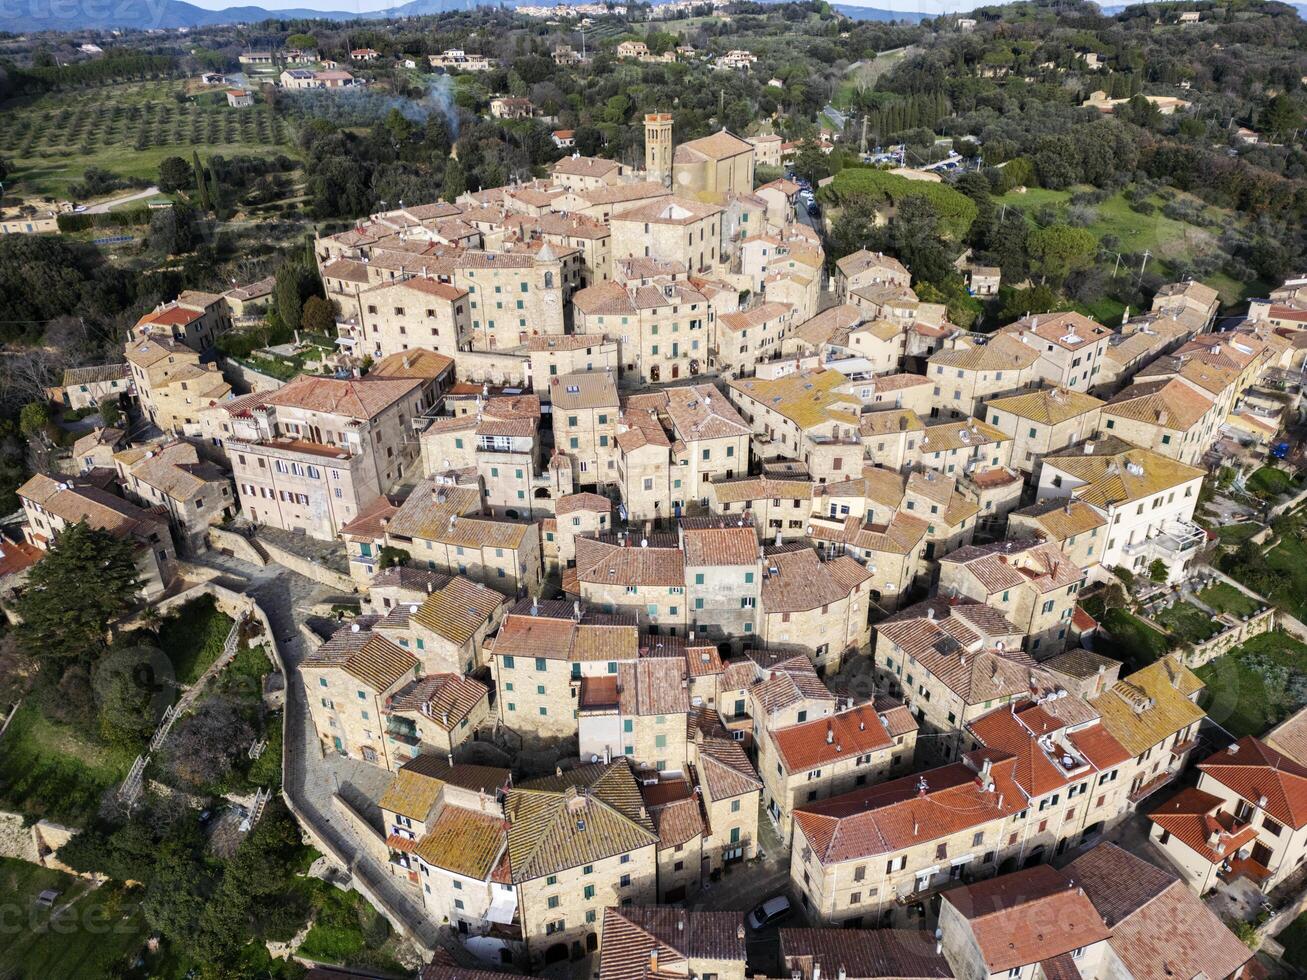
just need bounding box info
[0,0,475,32]
[830,4,931,20]
[1,0,937,32]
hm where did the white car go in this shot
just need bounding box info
[749,894,792,929]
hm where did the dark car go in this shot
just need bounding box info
[806,201,820,217]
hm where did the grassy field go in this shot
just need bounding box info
[0,701,136,826]
[155,595,235,686]
[1247,465,1298,498]
[1217,522,1263,545]
[0,859,147,977]
[1277,912,1307,970]
[992,184,1257,304]
[1152,601,1221,645]
[1197,582,1263,618]
[1096,607,1173,670]
[0,79,297,199]
[296,883,407,975]
[1196,630,1307,739]
[834,46,913,108]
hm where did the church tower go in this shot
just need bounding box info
[644,112,673,187]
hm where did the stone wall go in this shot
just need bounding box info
[208,526,268,567]
[255,536,358,594]
[1184,606,1277,667]
[446,349,528,387]
[330,793,391,867]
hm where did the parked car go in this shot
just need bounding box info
[807,201,820,217]
[749,894,792,929]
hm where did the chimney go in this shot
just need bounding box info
[814,964,822,980]
[447,752,454,767]
[826,725,834,744]
[650,951,659,974]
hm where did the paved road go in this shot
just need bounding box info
[192,552,444,953]
[85,185,161,213]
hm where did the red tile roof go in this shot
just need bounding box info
[771,704,896,774]
[1148,787,1258,863]
[1199,736,1307,829]
[793,755,1025,863]
[943,864,1111,972]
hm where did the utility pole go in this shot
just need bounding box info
[1139,249,1151,278]
[1112,251,1121,278]
[860,114,868,155]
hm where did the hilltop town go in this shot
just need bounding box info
[3,1,1307,978]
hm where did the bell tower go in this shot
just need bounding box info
[644,112,673,187]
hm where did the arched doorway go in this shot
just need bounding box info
[586,933,598,953]
[650,364,661,382]
[534,487,552,499]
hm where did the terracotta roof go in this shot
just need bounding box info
[611,198,724,225]
[370,348,455,382]
[681,522,758,566]
[414,805,508,879]
[968,700,1128,798]
[303,622,418,692]
[929,334,1038,373]
[647,794,703,849]
[986,387,1104,426]
[939,539,1082,596]
[1091,657,1205,758]
[772,704,896,774]
[779,928,953,980]
[794,755,1026,862]
[262,374,421,421]
[600,907,745,980]
[508,760,658,880]
[1147,787,1260,863]
[575,536,685,587]
[943,863,1111,972]
[1103,377,1215,431]
[761,547,868,614]
[696,736,762,800]
[835,249,909,280]
[1068,842,1254,980]
[1200,736,1307,829]
[556,492,613,516]
[18,475,167,543]
[551,370,619,411]
[1266,706,1307,767]
[61,363,129,386]
[661,384,751,441]
[387,673,489,728]
[410,577,505,645]
[673,128,753,162]
[553,155,623,178]
[618,659,690,716]
[1009,498,1106,542]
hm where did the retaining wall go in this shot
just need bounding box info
[1183,606,1277,667]
[208,526,268,567]
[255,537,358,594]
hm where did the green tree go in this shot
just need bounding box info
[1148,558,1168,583]
[99,397,123,427]
[300,296,336,334]
[441,158,467,202]
[192,152,210,212]
[91,646,161,748]
[16,522,139,663]
[158,156,192,194]
[286,33,317,50]
[1027,224,1097,282]
[18,400,50,439]
[273,260,316,333]
[1262,94,1302,141]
